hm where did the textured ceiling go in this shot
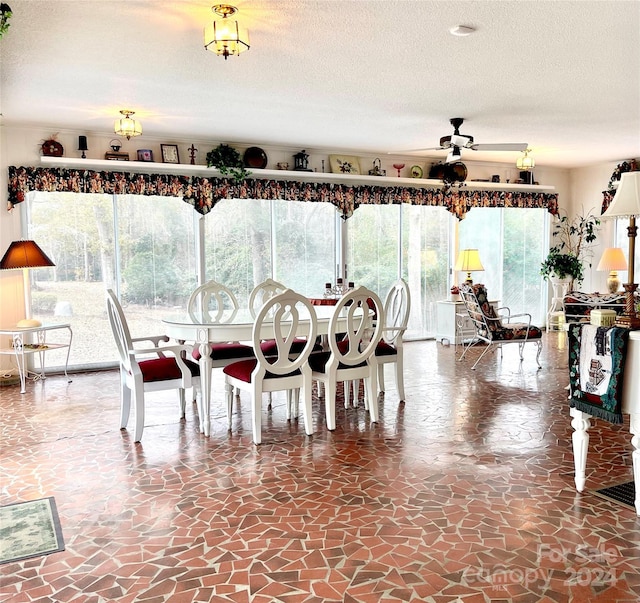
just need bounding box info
[1,0,639,168]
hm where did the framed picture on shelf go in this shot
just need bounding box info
[137,149,154,162]
[161,144,180,164]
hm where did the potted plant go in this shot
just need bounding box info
[540,251,584,282]
[205,143,250,182]
[540,208,600,287]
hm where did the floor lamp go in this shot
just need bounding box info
[602,171,640,329]
[0,240,56,327]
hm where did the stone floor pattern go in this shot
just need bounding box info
[1,333,639,602]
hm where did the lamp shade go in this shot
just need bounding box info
[603,171,640,218]
[516,149,535,171]
[204,4,250,59]
[596,247,627,271]
[0,240,55,270]
[114,110,142,140]
[454,249,484,272]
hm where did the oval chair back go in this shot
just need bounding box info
[249,278,287,318]
[187,280,239,324]
[223,289,318,445]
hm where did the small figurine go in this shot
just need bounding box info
[188,144,198,165]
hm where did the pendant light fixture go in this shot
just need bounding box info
[204,4,250,59]
[516,148,535,171]
[114,110,142,140]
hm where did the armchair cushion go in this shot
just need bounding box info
[492,323,543,341]
[138,356,200,383]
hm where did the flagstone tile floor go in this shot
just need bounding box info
[1,333,639,602]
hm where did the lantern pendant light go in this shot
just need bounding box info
[516,148,535,171]
[114,110,142,140]
[204,4,250,59]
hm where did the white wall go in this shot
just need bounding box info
[568,162,624,293]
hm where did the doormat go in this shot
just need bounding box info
[593,481,636,510]
[0,497,65,565]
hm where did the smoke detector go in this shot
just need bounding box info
[449,25,475,37]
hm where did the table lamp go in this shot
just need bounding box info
[0,240,55,327]
[596,247,627,293]
[454,249,484,284]
[602,171,640,328]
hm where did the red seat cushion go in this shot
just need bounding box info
[192,342,254,361]
[308,350,367,373]
[260,338,322,356]
[223,358,301,382]
[138,357,200,383]
[375,340,397,357]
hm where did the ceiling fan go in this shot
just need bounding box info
[405,118,529,163]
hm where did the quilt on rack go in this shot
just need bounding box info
[568,323,630,424]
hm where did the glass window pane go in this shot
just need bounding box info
[401,205,450,339]
[458,207,546,325]
[27,191,116,369]
[116,194,198,337]
[202,198,272,306]
[502,208,546,324]
[26,192,197,370]
[346,205,400,298]
[272,199,337,296]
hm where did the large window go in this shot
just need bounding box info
[203,198,337,305]
[24,193,548,370]
[26,192,197,369]
[458,207,546,325]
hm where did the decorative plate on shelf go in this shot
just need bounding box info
[410,165,424,178]
[243,146,268,169]
[41,139,63,157]
[446,161,468,182]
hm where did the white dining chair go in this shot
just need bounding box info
[248,278,287,317]
[310,286,384,431]
[223,289,318,445]
[186,280,255,367]
[373,278,411,401]
[106,289,200,443]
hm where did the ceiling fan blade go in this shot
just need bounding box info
[469,142,529,152]
[388,146,444,154]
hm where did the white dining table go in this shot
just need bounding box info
[162,305,350,437]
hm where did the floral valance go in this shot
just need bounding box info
[601,159,639,214]
[7,166,559,221]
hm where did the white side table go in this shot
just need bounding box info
[547,278,571,331]
[435,299,499,346]
[0,323,73,393]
